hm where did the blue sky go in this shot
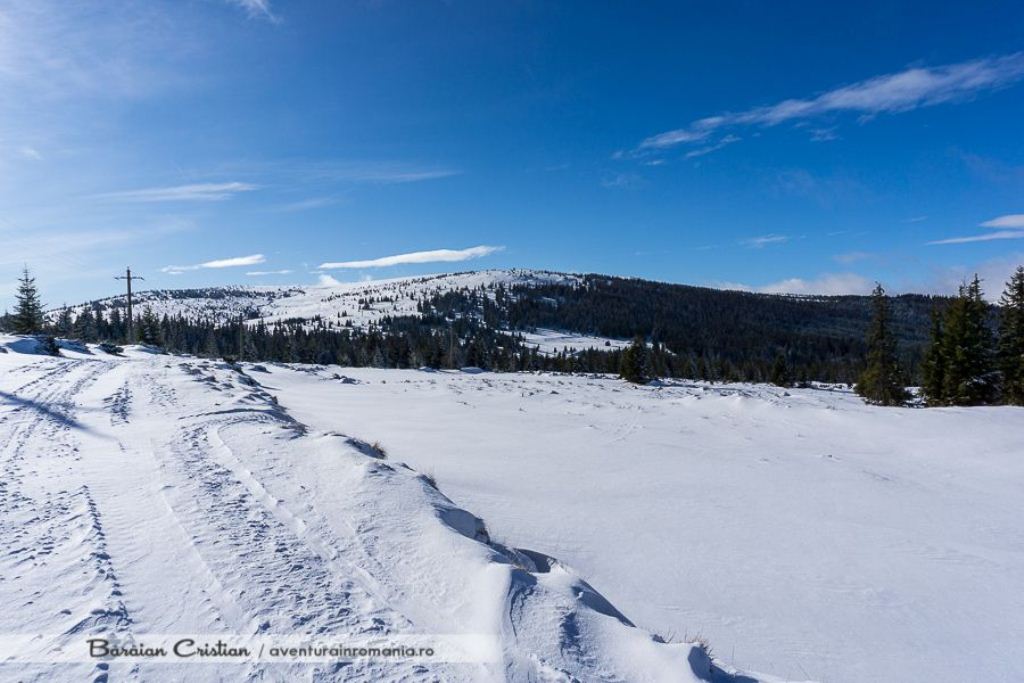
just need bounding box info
[2,0,1024,309]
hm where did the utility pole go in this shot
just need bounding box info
[114,267,144,343]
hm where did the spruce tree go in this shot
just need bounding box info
[997,265,1024,405]
[138,307,163,346]
[769,351,790,387]
[56,307,73,338]
[13,266,44,334]
[921,307,946,405]
[619,335,648,383]
[940,275,999,405]
[855,284,910,405]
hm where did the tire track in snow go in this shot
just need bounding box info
[124,360,428,680]
[0,357,135,683]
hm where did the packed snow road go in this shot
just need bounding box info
[0,339,759,682]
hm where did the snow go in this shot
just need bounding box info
[0,335,761,682]
[261,364,1024,683]
[54,269,582,330]
[517,328,632,355]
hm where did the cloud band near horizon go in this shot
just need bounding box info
[162,253,266,274]
[929,214,1024,245]
[319,245,503,269]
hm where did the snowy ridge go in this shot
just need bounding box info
[0,335,771,682]
[54,269,581,329]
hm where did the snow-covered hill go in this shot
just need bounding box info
[58,269,577,328]
[0,335,769,682]
[53,269,636,356]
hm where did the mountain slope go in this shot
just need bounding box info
[50,268,947,382]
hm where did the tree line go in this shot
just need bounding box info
[4,265,1024,407]
[851,268,1024,406]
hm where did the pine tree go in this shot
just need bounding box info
[921,307,946,405]
[73,309,98,342]
[619,335,648,383]
[997,265,1024,405]
[769,352,791,387]
[940,275,999,405]
[13,266,44,334]
[138,307,163,346]
[855,284,910,405]
[56,307,73,338]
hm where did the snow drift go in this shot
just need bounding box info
[0,336,769,682]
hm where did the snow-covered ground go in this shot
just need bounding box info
[517,329,632,356]
[0,336,763,682]
[262,364,1024,683]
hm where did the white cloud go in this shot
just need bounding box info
[293,161,461,185]
[95,182,257,203]
[741,234,789,248]
[162,254,265,274]
[929,230,1024,245]
[317,274,342,286]
[246,269,292,276]
[639,53,1024,151]
[714,273,875,296]
[319,245,504,269]
[924,252,1024,302]
[685,134,741,159]
[272,197,339,212]
[227,0,276,20]
[928,213,1024,245]
[19,146,43,160]
[980,214,1024,228]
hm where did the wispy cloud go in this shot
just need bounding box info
[714,273,875,296]
[809,127,838,142]
[319,245,504,270]
[601,172,644,189]
[290,161,461,185]
[741,234,790,248]
[638,53,1024,153]
[162,253,266,274]
[834,251,873,264]
[0,0,195,102]
[0,219,194,269]
[271,197,340,212]
[246,269,292,276]
[929,213,1024,245]
[685,134,740,159]
[95,182,257,202]
[226,0,276,21]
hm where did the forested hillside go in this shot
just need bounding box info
[18,270,955,383]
